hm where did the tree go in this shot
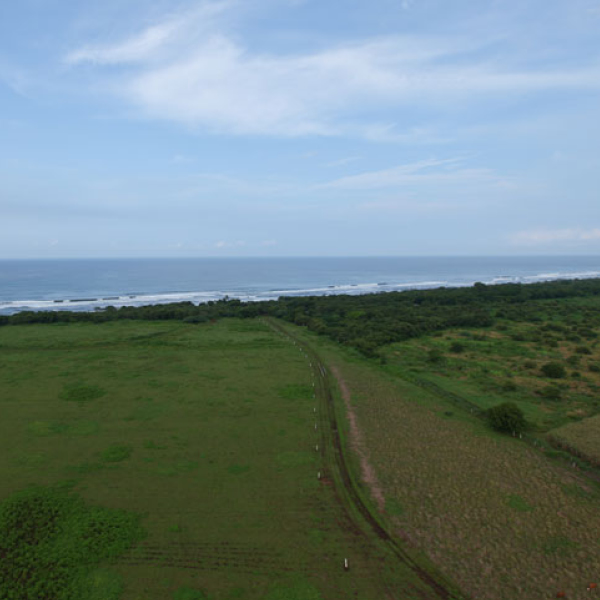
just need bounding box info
[486,402,526,433]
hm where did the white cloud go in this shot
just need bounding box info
[325,156,361,168]
[358,198,462,213]
[317,158,509,191]
[510,228,600,245]
[64,4,600,137]
[65,2,234,66]
[214,239,246,248]
[65,22,178,66]
[360,124,452,145]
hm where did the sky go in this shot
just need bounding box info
[1,0,600,258]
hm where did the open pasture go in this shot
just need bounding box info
[549,414,600,466]
[0,318,433,600]
[286,324,600,600]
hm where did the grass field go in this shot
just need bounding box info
[281,323,600,600]
[0,318,447,600]
[379,306,600,435]
[549,414,600,466]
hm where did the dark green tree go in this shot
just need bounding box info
[486,402,527,433]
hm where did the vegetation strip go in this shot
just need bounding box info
[266,318,467,600]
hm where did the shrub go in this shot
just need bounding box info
[539,385,563,401]
[60,384,106,403]
[486,402,526,433]
[173,587,209,600]
[0,486,144,600]
[427,348,444,364]
[589,363,600,373]
[523,360,536,369]
[101,445,132,463]
[541,362,566,379]
[182,315,209,324]
[449,341,465,353]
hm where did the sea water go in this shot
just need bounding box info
[0,256,599,315]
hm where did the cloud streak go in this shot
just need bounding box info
[511,228,600,245]
[317,158,510,191]
[64,3,600,137]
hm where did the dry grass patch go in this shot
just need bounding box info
[549,414,600,466]
[328,356,600,600]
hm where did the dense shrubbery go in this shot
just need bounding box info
[541,362,567,379]
[2,278,600,358]
[486,402,527,433]
[0,486,144,600]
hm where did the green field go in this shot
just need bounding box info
[380,305,600,434]
[5,306,600,600]
[283,323,600,600]
[549,414,600,466]
[0,319,452,600]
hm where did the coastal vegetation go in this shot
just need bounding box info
[2,278,600,598]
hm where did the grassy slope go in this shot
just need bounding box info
[0,319,433,600]
[282,322,600,600]
[549,414,600,465]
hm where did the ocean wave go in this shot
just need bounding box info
[1,269,599,315]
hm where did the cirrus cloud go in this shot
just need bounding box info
[63,2,600,137]
[510,228,600,245]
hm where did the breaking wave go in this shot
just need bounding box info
[1,268,600,316]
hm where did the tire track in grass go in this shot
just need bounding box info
[265,318,467,600]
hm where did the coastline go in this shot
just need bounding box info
[1,256,599,316]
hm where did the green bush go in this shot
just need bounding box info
[59,384,106,403]
[173,587,209,600]
[539,385,563,401]
[449,341,465,353]
[0,486,144,599]
[427,348,444,364]
[101,445,133,463]
[486,402,526,433]
[541,362,566,379]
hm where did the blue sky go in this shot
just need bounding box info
[1,0,599,258]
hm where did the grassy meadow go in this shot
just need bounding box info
[0,318,440,600]
[280,322,600,600]
[380,297,600,438]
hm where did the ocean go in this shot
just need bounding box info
[0,256,599,316]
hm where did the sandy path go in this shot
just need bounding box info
[330,365,387,512]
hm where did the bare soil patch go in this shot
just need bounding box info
[331,366,386,512]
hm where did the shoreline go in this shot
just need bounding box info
[1,272,600,317]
